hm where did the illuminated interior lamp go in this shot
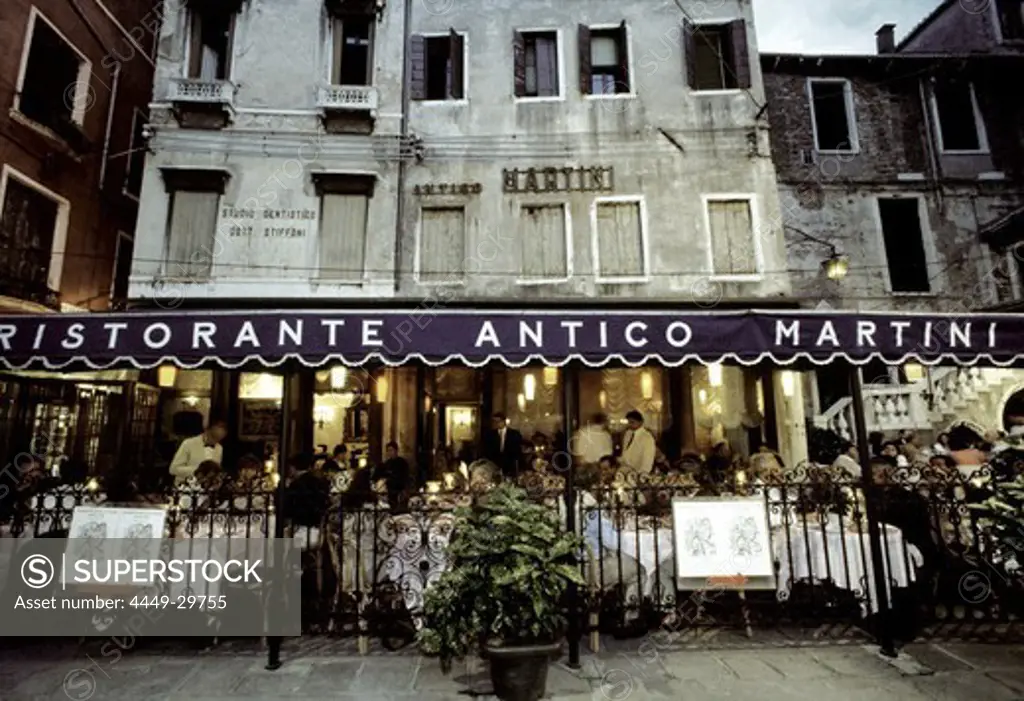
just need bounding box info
[599,390,607,409]
[375,373,389,403]
[781,371,796,398]
[157,366,177,388]
[517,393,526,412]
[330,366,348,391]
[523,373,536,401]
[640,371,654,400]
[708,363,723,388]
[543,367,558,386]
[904,363,925,383]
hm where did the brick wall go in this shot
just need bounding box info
[0,0,159,311]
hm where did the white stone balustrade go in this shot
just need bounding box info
[316,84,379,113]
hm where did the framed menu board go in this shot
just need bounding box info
[240,399,282,440]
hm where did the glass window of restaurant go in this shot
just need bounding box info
[690,363,766,458]
[313,367,371,468]
[578,366,669,462]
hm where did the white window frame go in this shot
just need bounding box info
[122,108,147,202]
[417,30,469,105]
[590,195,650,284]
[873,193,938,297]
[688,18,746,96]
[702,193,763,282]
[513,27,566,103]
[991,0,1024,44]
[324,13,376,86]
[0,164,71,293]
[807,78,860,154]
[928,79,990,155]
[515,202,572,286]
[110,230,133,302]
[413,204,468,287]
[182,7,236,83]
[583,22,636,101]
[13,7,92,127]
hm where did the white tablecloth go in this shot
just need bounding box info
[775,515,922,614]
[582,513,674,598]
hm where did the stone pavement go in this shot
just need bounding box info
[1,641,1023,701]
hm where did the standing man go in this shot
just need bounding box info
[483,412,523,480]
[620,410,656,475]
[169,418,227,484]
[573,413,613,466]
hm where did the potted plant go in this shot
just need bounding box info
[418,482,585,701]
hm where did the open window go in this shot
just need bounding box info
[410,30,465,101]
[683,20,751,91]
[513,30,560,98]
[808,79,858,152]
[186,7,235,80]
[878,197,930,294]
[930,77,988,153]
[15,10,91,144]
[578,22,630,95]
[330,14,373,85]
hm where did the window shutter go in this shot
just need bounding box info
[578,24,592,95]
[683,20,697,89]
[729,20,751,89]
[616,20,630,91]
[319,194,368,282]
[513,30,526,97]
[449,29,465,99]
[409,34,427,100]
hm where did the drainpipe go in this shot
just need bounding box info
[392,0,414,293]
[98,62,121,190]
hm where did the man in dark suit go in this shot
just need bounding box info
[483,412,523,480]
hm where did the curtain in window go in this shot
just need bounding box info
[166,191,218,278]
[319,194,368,281]
[708,200,756,275]
[596,202,643,278]
[419,208,466,283]
[519,205,567,280]
[535,37,558,96]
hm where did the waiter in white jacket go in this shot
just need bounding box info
[169,418,227,483]
[621,410,656,475]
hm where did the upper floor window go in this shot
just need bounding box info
[16,10,91,133]
[159,169,229,280]
[187,8,234,80]
[123,109,148,200]
[518,203,570,283]
[0,169,66,295]
[417,206,467,284]
[313,174,375,282]
[704,195,759,279]
[684,20,751,91]
[929,77,988,153]
[513,30,560,98]
[410,31,465,101]
[330,14,373,85]
[878,197,930,294]
[592,197,648,283]
[579,23,630,96]
[997,0,1024,41]
[808,79,858,152]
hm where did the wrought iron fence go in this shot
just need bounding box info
[1,463,1021,650]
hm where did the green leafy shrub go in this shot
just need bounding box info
[417,483,585,672]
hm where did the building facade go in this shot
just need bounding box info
[0,0,159,313]
[126,0,809,480]
[761,0,1024,438]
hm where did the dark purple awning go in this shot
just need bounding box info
[0,309,1020,369]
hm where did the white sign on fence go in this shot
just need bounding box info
[671,497,774,589]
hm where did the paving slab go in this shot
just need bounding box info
[712,648,835,681]
[348,659,420,693]
[912,671,1024,701]
[294,660,364,694]
[810,647,901,677]
[988,668,1024,693]
[230,660,313,696]
[932,644,1024,670]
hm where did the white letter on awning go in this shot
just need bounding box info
[776,320,800,346]
[143,323,171,349]
[475,321,501,348]
[321,319,346,346]
[362,320,383,347]
[279,320,303,347]
[61,323,85,350]
[560,321,583,348]
[666,322,692,348]
[193,322,216,349]
[519,321,543,348]
[103,322,127,349]
[814,321,839,347]
[625,322,649,348]
[0,325,15,351]
[234,322,260,348]
[856,321,877,347]
[890,321,911,347]
[950,322,971,348]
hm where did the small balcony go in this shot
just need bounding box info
[317,85,378,135]
[168,78,236,129]
[317,85,379,114]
